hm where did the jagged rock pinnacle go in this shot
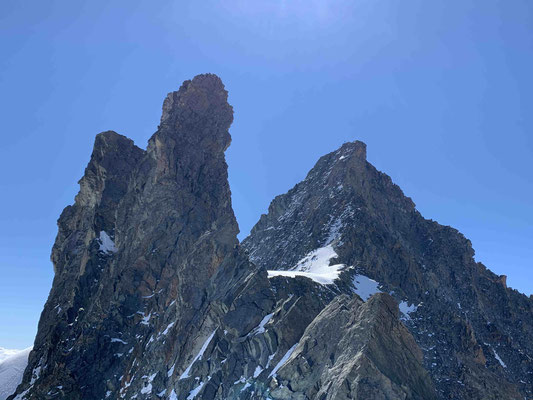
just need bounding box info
[157,73,233,152]
[10,76,532,400]
[338,140,367,160]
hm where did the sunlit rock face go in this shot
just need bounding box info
[242,139,533,399]
[269,293,436,400]
[9,74,532,400]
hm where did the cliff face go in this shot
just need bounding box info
[270,293,436,400]
[242,141,533,400]
[9,75,532,400]
[11,74,260,399]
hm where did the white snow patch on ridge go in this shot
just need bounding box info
[492,348,507,368]
[0,347,32,400]
[162,322,175,336]
[253,365,263,378]
[180,329,217,380]
[140,372,157,395]
[187,380,206,399]
[269,344,298,378]
[267,245,344,285]
[352,275,419,320]
[268,245,420,322]
[98,231,117,254]
[399,301,418,320]
[352,274,382,300]
[138,311,151,326]
[250,313,273,336]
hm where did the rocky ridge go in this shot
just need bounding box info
[271,293,436,400]
[9,74,532,400]
[242,141,533,399]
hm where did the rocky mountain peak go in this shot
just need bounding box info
[243,138,414,271]
[304,139,366,181]
[8,76,532,400]
[74,131,143,209]
[147,74,235,192]
[335,139,367,161]
[243,137,533,399]
[157,73,233,152]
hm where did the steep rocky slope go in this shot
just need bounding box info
[9,74,531,399]
[243,141,533,400]
[271,293,436,400]
[9,75,432,400]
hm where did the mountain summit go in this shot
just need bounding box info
[242,138,533,399]
[9,75,532,400]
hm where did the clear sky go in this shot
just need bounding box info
[0,0,531,349]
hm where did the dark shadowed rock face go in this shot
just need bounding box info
[242,141,532,400]
[9,75,531,400]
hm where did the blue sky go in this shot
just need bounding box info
[0,0,531,349]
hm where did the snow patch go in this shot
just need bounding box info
[325,216,344,245]
[351,275,419,320]
[269,344,298,378]
[253,365,263,378]
[399,301,418,320]
[266,353,276,369]
[0,347,32,400]
[140,384,151,395]
[167,364,175,378]
[492,348,507,368]
[98,231,117,254]
[325,205,355,245]
[187,378,209,400]
[140,372,157,395]
[352,274,382,300]
[250,313,273,335]
[111,338,128,345]
[268,245,344,285]
[179,329,217,380]
[0,348,21,363]
[162,322,175,336]
[233,376,246,385]
[140,312,152,326]
[29,364,41,385]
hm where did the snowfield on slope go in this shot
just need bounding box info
[267,245,419,322]
[0,348,21,363]
[0,347,31,400]
[267,245,345,285]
